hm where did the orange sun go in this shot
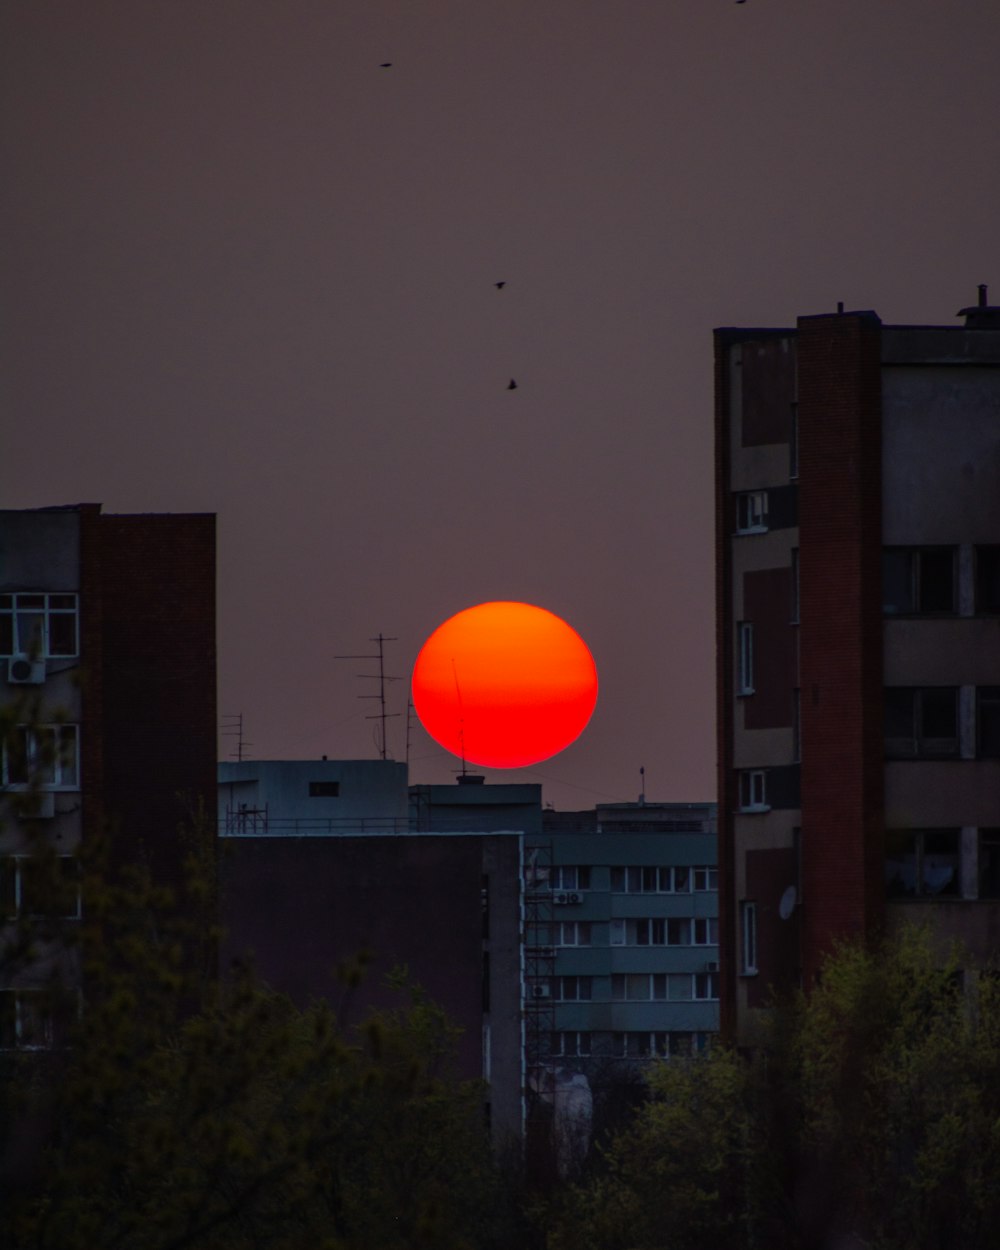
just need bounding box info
[411,601,598,768]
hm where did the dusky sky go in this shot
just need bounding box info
[2,1,998,810]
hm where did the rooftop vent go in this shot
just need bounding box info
[957,284,1000,328]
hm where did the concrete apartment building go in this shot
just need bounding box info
[1,503,217,1049]
[715,289,1000,1040]
[217,761,525,1144]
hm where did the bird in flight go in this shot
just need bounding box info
[507,379,518,390]
[380,62,392,68]
[494,281,506,289]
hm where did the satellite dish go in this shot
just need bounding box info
[779,885,797,920]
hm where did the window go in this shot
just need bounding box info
[740,901,758,974]
[2,725,80,788]
[609,866,692,893]
[551,865,591,891]
[1,855,81,920]
[790,548,800,624]
[694,971,720,1000]
[884,688,959,758]
[0,988,76,1050]
[556,976,592,1001]
[882,548,957,615]
[735,491,768,534]
[610,918,693,946]
[692,917,719,945]
[978,830,1000,900]
[789,402,799,479]
[977,688,1000,758]
[738,622,754,694]
[793,688,802,763]
[975,547,1000,613]
[553,921,591,947]
[739,769,768,812]
[308,781,340,797]
[551,1031,590,1057]
[885,829,960,898]
[0,593,78,659]
[692,867,718,891]
[668,974,693,1001]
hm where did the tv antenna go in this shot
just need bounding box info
[221,712,252,761]
[335,633,400,760]
[451,657,469,778]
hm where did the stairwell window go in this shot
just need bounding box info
[738,769,768,812]
[883,547,957,615]
[736,491,768,534]
[884,688,959,758]
[738,622,754,695]
[740,901,758,974]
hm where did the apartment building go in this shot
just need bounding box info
[715,289,1000,1040]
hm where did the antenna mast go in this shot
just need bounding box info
[221,712,252,761]
[335,634,400,760]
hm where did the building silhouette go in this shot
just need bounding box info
[715,290,1000,1040]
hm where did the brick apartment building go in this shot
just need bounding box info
[715,290,1000,1040]
[1,504,217,1047]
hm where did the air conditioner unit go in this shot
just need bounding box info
[553,891,581,906]
[8,654,45,684]
[705,961,720,974]
[531,984,552,999]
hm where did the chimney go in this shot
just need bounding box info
[957,284,1000,328]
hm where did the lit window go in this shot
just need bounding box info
[0,593,79,659]
[735,491,768,534]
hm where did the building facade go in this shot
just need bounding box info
[1,503,217,1048]
[715,291,1000,1040]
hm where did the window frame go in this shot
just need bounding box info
[738,769,768,813]
[882,547,958,616]
[884,687,959,759]
[737,621,754,695]
[885,828,961,899]
[1,854,82,920]
[0,593,79,659]
[740,900,758,975]
[2,724,80,790]
[735,490,768,535]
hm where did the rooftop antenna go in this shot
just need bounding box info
[639,765,646,806]
[451,658,468,777]
[335,634,400,761]
[221,712,252,761]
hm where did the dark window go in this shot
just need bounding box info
[736,491,768,533]
[884,688,959,758]
[976,547,1000,613]
[977,688,1000,758]
[882,548,957,615]
[308,781,340,797]
[979,830,1000,899]
[885,829,960,898]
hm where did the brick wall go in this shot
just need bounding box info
[797,313,884,982]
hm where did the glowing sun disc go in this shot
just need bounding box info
[411,601,598,768]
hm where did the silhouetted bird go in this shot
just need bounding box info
[507,379,517,390]
[494,281,506,289]
[380,62,392,68]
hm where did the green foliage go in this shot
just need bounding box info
[546,927,1000,1250]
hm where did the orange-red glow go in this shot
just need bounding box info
[411,601,598,768]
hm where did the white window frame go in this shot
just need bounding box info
[553,921,591,947]
[740,900,758,974]
[0,593,79,659]
[551,865,591,891]
[739,769,768,813]
[693,971,719,1001]
[2,725,80,790]
[551,1030,590,1058]
[692,867,718,891]
[736,491,768,535]
[556,975,592,1002]
[738,621,755,694]
[692,916,719,946]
